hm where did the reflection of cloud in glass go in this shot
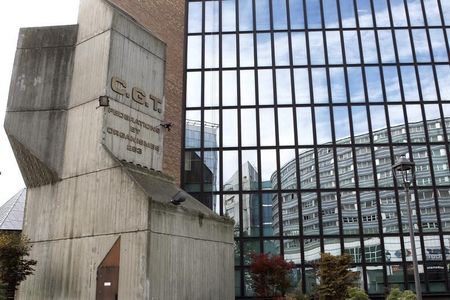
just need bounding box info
[278,108,295,145]
[352,107,369,136]
[222,0,235,31]
[276,69,292,104]
[240,70,255,105]
[222,71,237,106]
[361,30,377,63]
[315,107,332,144]
[188,2,202,33]
[333,107,350,140]
[239,33,254,67]
[275,33,290,66]
[239,0,253,30]
[401,66,420,101]
[344,31,360,64]
[419,66,437,101]
[241,109,257,147]
[272,0,287,30]
[297,107,313,145]
[186,72,201,107]
[222,34,236,68]
[348,67,364,102]
[326,32,343,64]
[204,34,219,68]
[223,109,237,147]
[292,33,307,65]
[395,30,413,63]
[366,67,383,102]
[329,68,346,102]
[294,68,310,103]
[258,69,273,105]
[289,0,305,29]
[257,33,272,66]
[312,68,327,103]
[309,32,325,65]
[260,108,276,146]
[255,0,270,30]
[204,1,219,32]
[204,71,219,107]
[383,67,402,101]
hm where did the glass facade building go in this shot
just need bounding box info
[183,0,450,298]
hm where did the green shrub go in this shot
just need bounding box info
[387,288,417,300]
[346,287,369,300]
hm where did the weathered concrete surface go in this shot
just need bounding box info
[5,0,234,299]
[5,25,77,186]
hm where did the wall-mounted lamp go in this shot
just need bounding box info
[98,96,110,107]
[170,191,186,206]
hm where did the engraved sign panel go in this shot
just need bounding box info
[103,99,163,170]
[101,29,166,170]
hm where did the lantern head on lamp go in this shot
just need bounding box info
[392,156,416,187]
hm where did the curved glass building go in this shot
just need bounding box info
[183,0,450,298]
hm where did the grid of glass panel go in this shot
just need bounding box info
[184,0,450,297]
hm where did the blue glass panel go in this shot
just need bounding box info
[239,0,253,31]
[306,0,322,28]
[290,0,306,29]
[255,0,271,30]
[340,0,356,28]
[273,0,288,29]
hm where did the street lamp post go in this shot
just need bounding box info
[392,156,422,300]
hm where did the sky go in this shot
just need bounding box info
[0,0,79,206]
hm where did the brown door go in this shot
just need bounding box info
[96,266,119,300]
[96,238,120,300]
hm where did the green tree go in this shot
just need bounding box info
[0,233,36,299]
[250,253,295,298]
[386,288,416,300]
[316,253,359,300]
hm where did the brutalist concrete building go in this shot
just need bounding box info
[182,0,450,298]
[4,0,234,299]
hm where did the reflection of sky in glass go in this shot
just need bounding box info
[222,0,235,32]
[370,106,387,131]
[255,0,270,30]
[277,69,292,104]
[406,104,423,123]
[290,0,305,29]
[340,0,356,28]
[401,66,420,101]
[430,29,448,62]
[412,29,431,62]
[294,68,310,103]
[223,109,237,147]
[330,68,346,103]
[312,68,327,103]
[436,66,450,100]
[424,0,441,26]
[357,0,373,27]
[187,36,201,68]
[391,0,407,26]
[278,108,295,145]
[374,0,390,27]
[333,107,350,140]
[419,66,437,101]
[260,108,276,146]
[348,67,364,103]
[292,33,307,65]
[222,71,237,106]
[204,1,218,33]
[352,107,368,136]
[239,0,253,31]
[186,71,201,107]
[188,2,202,33]
[344,31,360,64]
[257,33,272,66]
[241,109,257,147]
[222,34,236,68]
[378,31,395,63]
[204,35,219,68]
[272,0,288,30]
[406,0,424,26]
[315,107,332,144]
[323,0,339,28]
[258,69,274,105]
[240,34,254,67]
[297,107,313,145]
[326,31,343,64]
[204,71,219,107]
[442,1,450,25]
[395,30,413,63]
[240,70,255,105]
[275,33,290,66]
[388,105,405,127]
[361,30,377,63]
[306,0,321,29]
[384,67,401,102]
[366,67,383,102]
[309,32,324,65]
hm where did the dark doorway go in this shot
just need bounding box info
[96,237,120,300]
